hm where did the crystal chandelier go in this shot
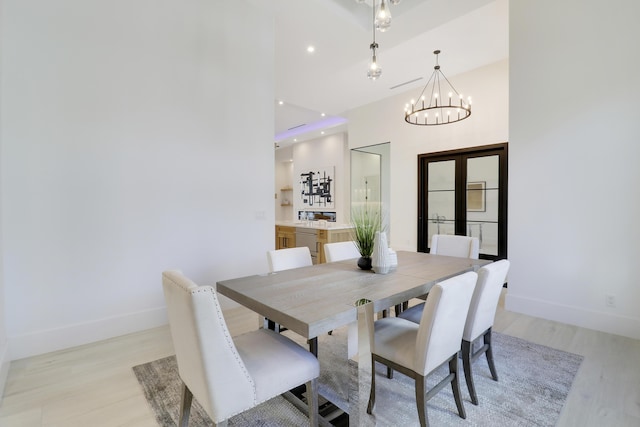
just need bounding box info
[404,50,472,126]
[367,1,382,79]
[374,0,392,32]
[368,41,382,80]
[365,0,402,80]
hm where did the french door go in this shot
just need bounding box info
[417,143,508,261]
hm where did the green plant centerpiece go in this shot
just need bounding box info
[350,205,382,270]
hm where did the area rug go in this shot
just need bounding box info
[133,330,583,427]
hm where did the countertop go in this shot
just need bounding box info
[275,220,354,231]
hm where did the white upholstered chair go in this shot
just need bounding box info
[267,246,313,272]
[323,240,361,343]
[398,234,480,314]
[162,271,319,427]
[323,241,360,263]
[366,272,477,427]
[398,260,510,406]
[265,247,313,332]
[461,259,510,405]
[430,234,480,259]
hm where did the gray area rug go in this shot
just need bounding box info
[133,329,583,426]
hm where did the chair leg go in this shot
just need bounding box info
[387,366,394,379]
[449,353,466,419]
[179,382,193,427]
[485,328,498,381]
[367,355,376,414]
[461,339,478,405]
[415,374,428,427]
[306,378,319,427]
[307,337,318,358]
[394,303,403,315]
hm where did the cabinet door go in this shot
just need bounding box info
[275,226,296,249]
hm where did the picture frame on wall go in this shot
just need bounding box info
[467,181,486,212]
[298,166,335,208]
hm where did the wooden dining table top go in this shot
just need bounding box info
[216,250,491,341]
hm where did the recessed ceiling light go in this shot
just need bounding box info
[294,138,298,142]
[321,131,325,135]
[321,113,326,117]
[307,45,315,53]
[278,100,284,105]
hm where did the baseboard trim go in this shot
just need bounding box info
[8,306,168,361]
[505,294,640,340]
[0,343,10,403]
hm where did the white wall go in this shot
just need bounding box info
[0,0,9,399]
[291,133,349,224]
[508,0,640,339]
[348,59,509,251]
[1,0,275,360]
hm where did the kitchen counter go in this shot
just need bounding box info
[275,220,353,230]
[275,222,355,263]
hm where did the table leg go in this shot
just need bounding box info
[350,301,374,426]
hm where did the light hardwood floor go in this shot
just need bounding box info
[0,291,638,426]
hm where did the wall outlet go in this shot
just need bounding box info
[605,294,616,308]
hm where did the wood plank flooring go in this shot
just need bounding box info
[0,291,638,426]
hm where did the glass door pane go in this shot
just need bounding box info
[351,150,381,206]
[427,160,456,249]
[418,144,507,259]
[467,155,499,256]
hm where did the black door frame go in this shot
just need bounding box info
[417,142,508,261]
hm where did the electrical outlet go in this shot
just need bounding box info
[605,294,616,308]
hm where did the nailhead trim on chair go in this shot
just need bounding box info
[166,273,259,421]
[194,286,257,406]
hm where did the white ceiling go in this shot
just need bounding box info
[274,0,509,147]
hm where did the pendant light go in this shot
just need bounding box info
[375,0,392,32]
[367,1,382,79]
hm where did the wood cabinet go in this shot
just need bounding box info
[275,225,296,249]
[316,228,353,264]
[275,225,354,263]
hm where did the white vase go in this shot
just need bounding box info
[388,248,398,269]
[372,231,390,274]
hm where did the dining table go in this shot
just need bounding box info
[216,250,491,425]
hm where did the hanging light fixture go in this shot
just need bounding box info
[367,1,382,80]
[404,50,472,126]
[368,42,382,80]
[375,0,392,32]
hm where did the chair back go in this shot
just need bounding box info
[324,241,360,263]
[414,271,477,375]
[463,259,510,342]
[162,271,255,422]
[430,234,479,259]
[267,247,313,272]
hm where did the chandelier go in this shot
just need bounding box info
[366,0,401,80]
[404,50,472,126]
